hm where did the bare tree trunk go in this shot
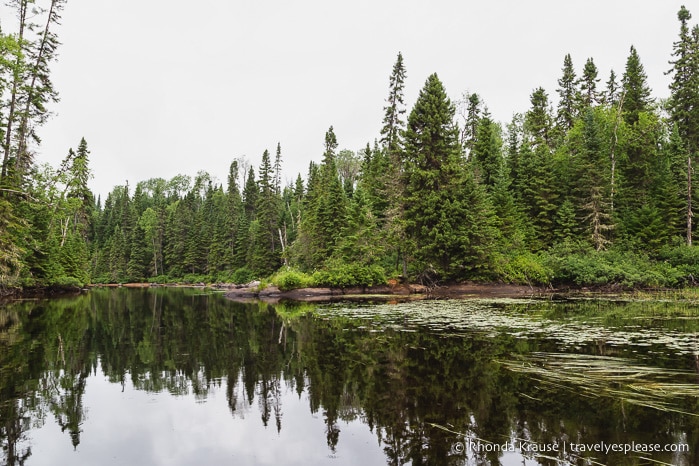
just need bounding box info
[278,226,288,266]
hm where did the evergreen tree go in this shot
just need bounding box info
[524,87,554,148]
[402,73,497,280]
[622,45,653,125]
[461,92,482,154]
[251,149,280,276]
[605,69,620,107]
[556,54,578,131]
[578,57,600,108]
[667,6,699,244]
[380,52,406,154]
[471,110,503,188]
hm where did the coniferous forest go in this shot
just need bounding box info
[2,4,699,294]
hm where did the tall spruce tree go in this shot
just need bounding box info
[622,45,653,125]
[402,73,497,280]
[556,54,578,132]
[578,57,600,108]
[380,52,406,154]
[667,6,699,244]
[251,149,280,276]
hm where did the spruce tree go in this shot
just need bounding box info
[461,93,482,154]
[605,69,620,107]
[667,6,699,244]
[471,110,503,189]
[402,73,497,280]
[622,45,653,125]
[578,57,600,108]
[380,52,406,154]
[251,149,280,276]
[556,54,578,131]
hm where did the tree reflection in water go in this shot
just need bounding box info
[0,288,697,465]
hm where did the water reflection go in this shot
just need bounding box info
[0,288,698,465]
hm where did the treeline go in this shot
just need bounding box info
[3,5,699,290]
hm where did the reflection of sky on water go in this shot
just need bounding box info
[28,364,385,466]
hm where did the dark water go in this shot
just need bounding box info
[1,288,698,465]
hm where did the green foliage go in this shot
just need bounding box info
[231,267,255,285]
[312,262,387,288]
[657,243,699,283]
[7,25,699,292]
[544,246,683,288]
[498,252,554,286]
[271,268,315,291]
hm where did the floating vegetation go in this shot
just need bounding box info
[314,298,699,357]
[499,352,699,416]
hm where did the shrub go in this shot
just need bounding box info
[231,267,255,285]
[181,273,208,284]
[48,276,83,288]
[312,263,387,288]
[272,268,315,291]
[500,252,553,286]
[657,244,699,284]
[544,247,683,288]
[148,275,170,284]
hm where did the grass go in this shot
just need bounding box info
[499,352,699,417]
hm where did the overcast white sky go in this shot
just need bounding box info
[2,0,692,197]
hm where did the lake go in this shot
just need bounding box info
[1,288,698,465]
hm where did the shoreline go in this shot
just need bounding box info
[2,281,687,304]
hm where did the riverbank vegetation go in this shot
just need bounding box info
[2,5,699,294]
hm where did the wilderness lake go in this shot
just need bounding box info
[1,288,699,466]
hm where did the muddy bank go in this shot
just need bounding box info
[224,281,547,302]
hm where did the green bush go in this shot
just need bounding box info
[544,247,683,288]
[312,263,387,288]
[500,252,553,285]
[272,268,315,291]
[657,244,699,284]
[231,267,255,285]
[47,276,84,288]
[148,275,170,284]
[181,273,208,284]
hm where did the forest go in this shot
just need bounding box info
[1,3,699,293]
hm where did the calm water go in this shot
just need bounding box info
[1,288,698,465]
